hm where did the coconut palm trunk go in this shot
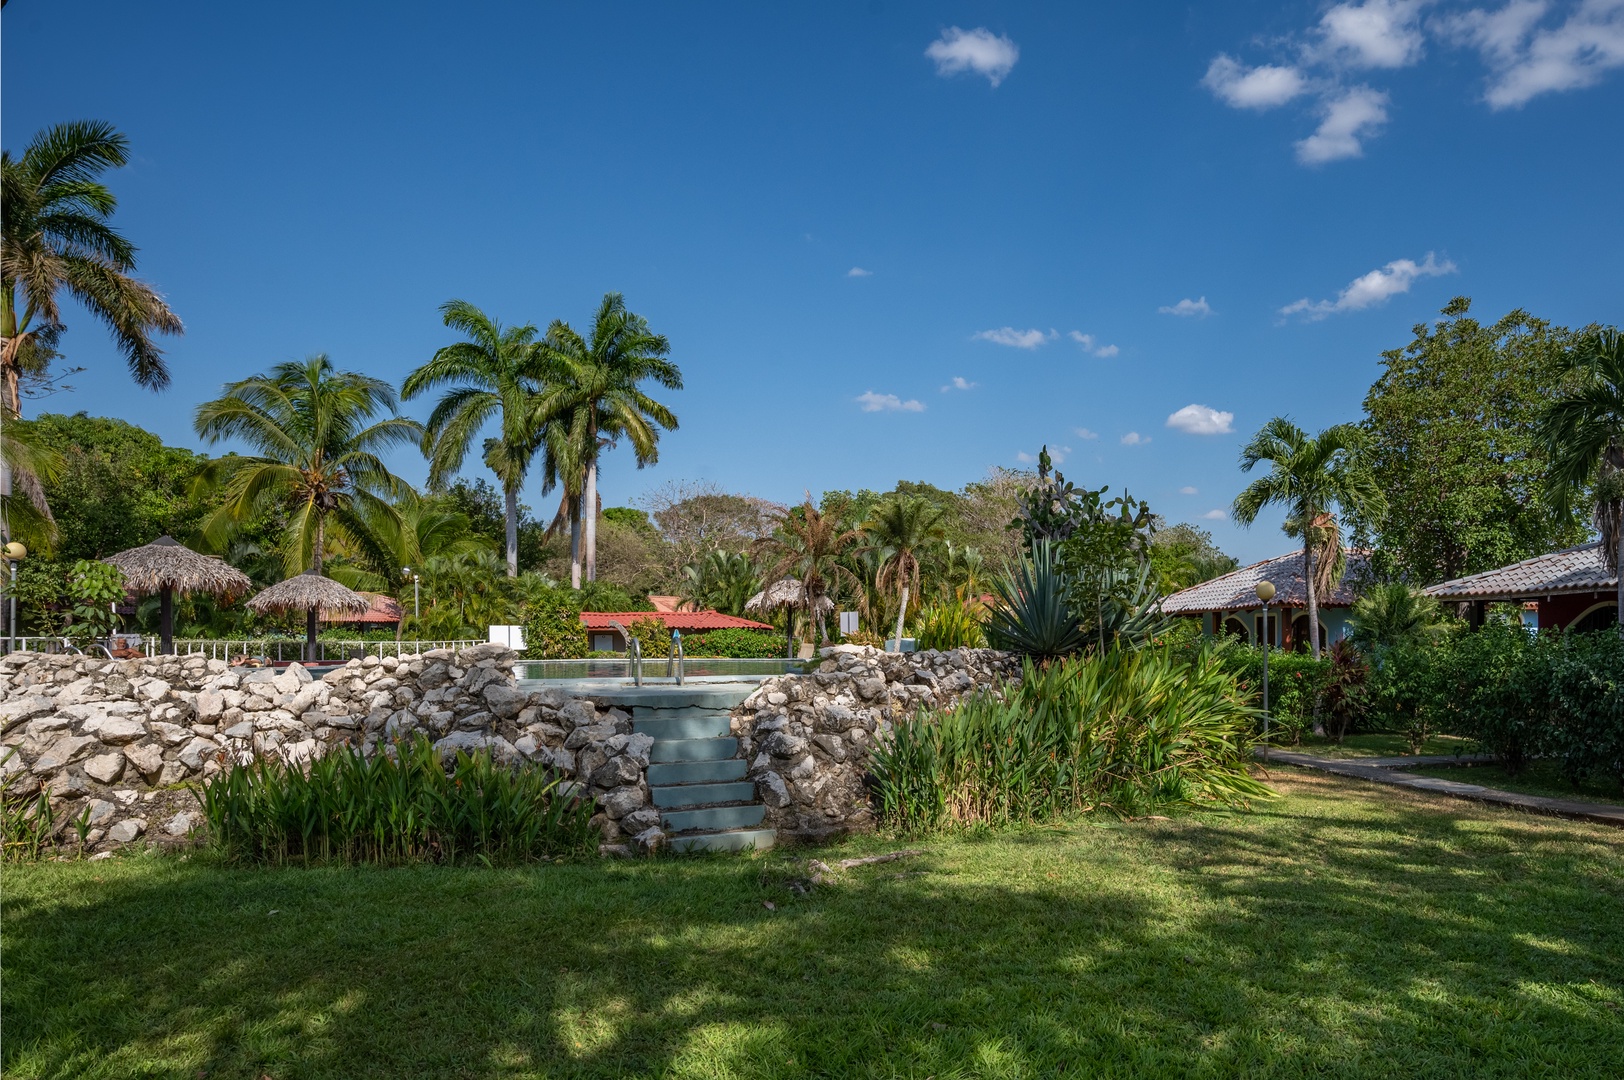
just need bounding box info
[584,453,599,583]
[893,585,910,652]
[569,509,583,589]
[504,485,520,578]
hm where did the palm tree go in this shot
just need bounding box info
[1347,583,1449,652]
[863,494,946,650]
[754,500,864,644]
[193,356,423,578]
[537,293,682,586]
[680,549,760,616]
[2,121,182,418]
[1232,418,1385,658]
[1539,328,1624,636]
[402,300,546,578]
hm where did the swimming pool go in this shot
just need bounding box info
[513,657,809,682]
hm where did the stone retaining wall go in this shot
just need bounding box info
[731,645,1020,841]
[0,645,655,855]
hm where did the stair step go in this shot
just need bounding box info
[662,803,766,833]
[649,737,738,763]
[634,715,731,740]
[584,687,755,711]
[651,781,757,808]
[667,828,777,854]
[633,705,734,721]
[647,758,747,785]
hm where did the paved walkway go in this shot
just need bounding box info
[1259,749,1624,828]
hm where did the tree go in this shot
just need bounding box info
[536,293,682,586]
[1539,327,1624,636]
[863,494,946,649]
[1,121,181,417]
[193,356,422,577]
[403,301,549,578]
[640,480,782,583]
[1347,583,1450,652]
[754,500,863,644]
[1233,418,1385,658]
[1356,298,1589,583]
[679,549,760,617]
[1147,522,1239,594]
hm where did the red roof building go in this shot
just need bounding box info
[325,592,405,627]
[1423,542,1618,632]
[580,610,773,652]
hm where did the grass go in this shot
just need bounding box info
[4,772,1623,1079]
[1288,732,1477,759]
[1407,758,1624,807]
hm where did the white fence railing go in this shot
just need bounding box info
[0,637,485,662]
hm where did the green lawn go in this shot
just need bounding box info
[5,772,1623,1079]
[1288,733,1477,759]
[1407,758,1624,807]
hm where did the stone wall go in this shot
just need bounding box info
[731,645,1020,841]
[0,644,656,856]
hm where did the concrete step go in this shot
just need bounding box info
[584,686,755,711]
[651,781,757,808]
[634,714,731,740]
[667,828,777,854]
[633,705,735,722]
[649,737,738,763]
[647,758,748,785]
[661,803,766,833]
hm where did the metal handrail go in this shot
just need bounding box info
[607,621,642,686]
[666,629,684,685]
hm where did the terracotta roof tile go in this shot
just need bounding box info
[1422,543,1615,600]
[1161,550,1370,615]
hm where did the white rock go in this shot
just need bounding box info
[82,798,117,825]
[177,737,217,771]
[87,716,147,745]
[165,811,198,836]
[107,818,146,843]
[83,751,126,784]
[123,742,164,779]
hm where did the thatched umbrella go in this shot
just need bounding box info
[746,577,834,658]
[104,536,252,656]
[247,570,370,662]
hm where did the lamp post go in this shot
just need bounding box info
[1255,579,1275,761]
[4,542,27,656]
[403,567,420,618]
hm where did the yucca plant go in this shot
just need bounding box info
[870,645,1273,831]
[197,736,596,865]
[984,540,1087,660]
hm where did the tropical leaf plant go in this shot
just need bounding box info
[983,540,1086,661]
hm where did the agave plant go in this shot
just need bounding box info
[984,540,1086,661]
[1090,562,1171,652]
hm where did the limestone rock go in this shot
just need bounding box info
[107,818,147,843]
[83,751,126,784]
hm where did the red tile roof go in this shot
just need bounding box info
[326,592,405,624]
[1423,543,1616,600]
[580,610,774,632]
[1161,550,1371,614]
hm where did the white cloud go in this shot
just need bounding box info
[1016,451,1037,463]
[1159,297,1213,318]
[1315,1,1428,69]
[926,27,1020,87]
[975,326,1054,349]
[1068,331,1120,357]
[1019,445,1073,464]
[1074,427,1099,440]
[847,266,873,277]
[1202,509,1230,521]
[1280,252,1457,319]
[941,376,977,392]
[856,391,925,413]
[1180,485,1200,495]
[1446,0,1624,109]
[1121,432,1150,446]
[1166,405,1236,435]
[1294,86,1390,163]
[1203,55,1309,108]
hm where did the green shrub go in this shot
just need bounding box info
[912,601,986,651]
[1214,647,1333,745]
[684,627,784,658]
[870,645,1273,831]
[196,736,596,865]
[626,617,670,658]
[520,588,586,660]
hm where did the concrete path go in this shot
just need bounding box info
[1258,749,1624,828]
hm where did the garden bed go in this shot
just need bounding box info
[5,772,1621,1079]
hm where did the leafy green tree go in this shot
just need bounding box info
[1233,419,1385,659]
[863,494,947,646]
[1147,522,1238,594]
[1356,298,1589,583]
[680,549,760,616]
[402,301,548,578]
[425,478,549,572]
[537,293,682,586]
[1539,327,1624,635]
[1,121,181,417]
[193,356,422,577]
[64,559,124,643]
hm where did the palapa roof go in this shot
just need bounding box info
[745,577,835,617]
[103,536,252,597]
[581,610,774,633]
[247,570,371,616]
[326,592,406,624]
[1423,543,1616,601]
[1161,549,1372,615]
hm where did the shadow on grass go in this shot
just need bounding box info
[4,774,1623,1079]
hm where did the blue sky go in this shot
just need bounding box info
[4,1,1621,564]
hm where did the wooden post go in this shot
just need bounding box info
[160,587,174,656]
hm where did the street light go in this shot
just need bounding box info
[5,541,27,656]
[1255,578,1275,761]
[403,566,420,618]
